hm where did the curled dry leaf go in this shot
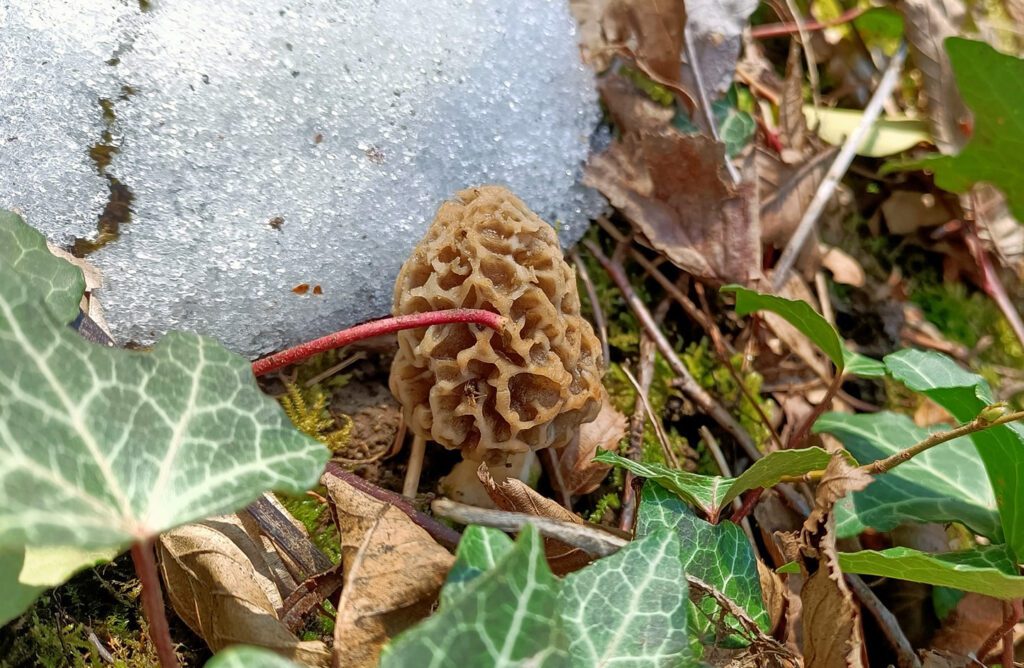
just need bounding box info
[804,453,873,535]
[598,74,675,136]
[552,398,628,496]
[601,0,693,106]
[820,245,865,288]
[800,527,865,668]
[476,464,593,575]
[323,474,454,668]
[585,129,761,286]
[158,514,331,667]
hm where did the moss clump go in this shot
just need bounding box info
[279,383,353,454]
[276,488,341,564]
[619,65,675,107]
[681,338,772,455]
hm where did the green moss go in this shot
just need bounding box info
[605,357,692,466]
[680,338,772,453]
[277,488,341,564]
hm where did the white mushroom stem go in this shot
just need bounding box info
[402,434,427,498]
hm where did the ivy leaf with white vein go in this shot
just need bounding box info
[0,258,328,551]
[0,210,85,322]
[206,645,304,668]
[597,446,833,522]
[636,482,768,647]
[884,349,1024,560]
[814,411,1001,541]
[385,525,691,667]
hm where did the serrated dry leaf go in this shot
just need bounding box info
[477,465,593,575]
[553,398,627,496]
[158,515,331,666]
[324,475,454,668]
[585,129,761,286]
[757,558,787,636]
[804,454,873,535]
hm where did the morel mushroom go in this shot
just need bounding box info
[390,185,604,463]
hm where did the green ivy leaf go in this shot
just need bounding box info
[386,525,692,667]
[721,286,884,376]
[0,251,328,552]
[439,525,514,609]
[906,38,1024,221]
[884,349,1024,560]
[597,447,833,522]
[838,546,1024,599]
[814,411,1000,541]
[205,646,304,668]
[0,210,85,322]
[636,482,769,647]
[561,529,690,666]
[0,548,45,626]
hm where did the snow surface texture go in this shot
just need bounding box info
[0,0,603,356]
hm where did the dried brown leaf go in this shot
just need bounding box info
[553,398,627,496]
[585,129,761,285]
[820,245,864,287]
[920,649,972,668]
[598,74,675,136]
[801,535,865,668]
[930,592,1013,659]
[477,464,593,574]
[757,558,788,636]
[158,516,331,666]
[569,0,615,71]
[759,147,834,253]
[881,190,951,235]
[778,43,809,156]
[804,453,872,535]
[324,475,454,668]
[899,0,969,153]
[603,0,691,103]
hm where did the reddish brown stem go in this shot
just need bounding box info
[252,309,505,376]
[729,488,764,525]
[977,598,1022,663]
[751,6,866,39]
[130,538,177,668]
[788,369,843,449]
[964,229,1024,353]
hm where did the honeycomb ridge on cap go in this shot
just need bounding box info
[389,185,604,460]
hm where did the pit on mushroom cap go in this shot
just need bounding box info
[389,185,604,461]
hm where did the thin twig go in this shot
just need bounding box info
[964,225,1024,352]
[865,408,1024,475]
[781,0,822,110]
[583,240,762,462]
[772,42,908,291]
[976,597,1023,662]
[751,6,867,39]
[683,27,742,185]
[844,573,922,668]
[303,351,366,388]
[571,249,610,367]
[788,370,842,449]
[402,434,427,498]
[432,498,628,557]
[131,539,178,668]
[252,308,505,376]
[622,363,680,468]
[621,333,658,532]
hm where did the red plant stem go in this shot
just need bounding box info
[729,488,764,525]
[130,538,178,668]
[252,309,505,376]
[964,229,1024,352]
[976,598,1022,663]
[751,6,866,39]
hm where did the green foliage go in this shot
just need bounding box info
[885,349,1024,560]
[206,645,302,668]
[279,383,353,453]
[597,447,833,523]
[903,38,1024,221]
[636,482,768,647]
[384,525,691,667]
[604,358,691,466]
[680,338,772,449]
[0,210,85,322]
[814,411,1000,540]
[0,212,328,621]
[837,545,1024,599]
[276,489,341,564]
[673,88,756,157]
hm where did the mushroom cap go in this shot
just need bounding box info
[389,185,604,459]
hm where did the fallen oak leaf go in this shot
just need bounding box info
[585,129,761,286]
[477,465,593,575]
[324,474,454,668]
